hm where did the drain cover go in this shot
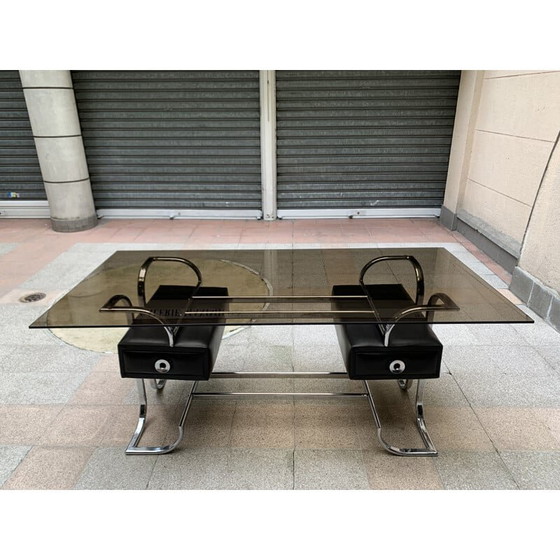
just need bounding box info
[19,292,46,303]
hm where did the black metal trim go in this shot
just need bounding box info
[43,177,90,184]
[33,134,82,139]
[21,86,74,90]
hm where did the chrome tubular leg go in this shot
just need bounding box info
[397,378,413,391]
[126,380,197,455]
[363,379,438,457]
[150,379,167,390]
[414,379,437,453]
[126,379,149,453]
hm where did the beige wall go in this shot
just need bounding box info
[518,137,560,289]
[444,70,560,264]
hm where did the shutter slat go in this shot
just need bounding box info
[72,70,262,210]
[276,70,460,210]
[0,71,45,200]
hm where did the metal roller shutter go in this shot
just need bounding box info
[276,70,461,217]
[71,70,262,216]
[0,71,45,206]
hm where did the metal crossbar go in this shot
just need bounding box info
[125,373,439,457]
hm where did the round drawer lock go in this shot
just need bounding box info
[389,360,406,374]
[154,359,171,374]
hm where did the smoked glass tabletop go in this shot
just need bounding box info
[30,248,533,329]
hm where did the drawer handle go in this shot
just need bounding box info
[389,360,406,374]
[155,359,171,374]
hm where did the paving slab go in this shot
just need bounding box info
[293,449,369,490]
[180,400,236,448]
[0,405,63,445]
[0,243,17,256]
[434,451,519,490]
[295,401,363,449]
[3,446,94,490]
[39,406,116,446]
[0,363,92,405]
[444,345,560,407]
[416,372,470,407]
[499,451,560,489]
[474,407,560,451]
[292,342,346,372]
[149,447,294,490]
[0,446,31,487]
[363,451,442,489]
[424,406,495,451]
[75,447,157,490]
[230,401,295,448]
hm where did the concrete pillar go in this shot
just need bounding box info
[260,70,277,220]
[19,70,97,232]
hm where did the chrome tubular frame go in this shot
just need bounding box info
[121,253,441,456]
[100,295,176,347]
[363,378,438,457]
[150,379,167,390]
[137,256,202,307]
[125,371,438,457]
[383,292,459,347]
[359,255,425,305]
[125,378,197,455]
[398,378,413,390]
[358,254,425,341]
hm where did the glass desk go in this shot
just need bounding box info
[31,248,533,456]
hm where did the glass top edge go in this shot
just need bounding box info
[28,247,535,329]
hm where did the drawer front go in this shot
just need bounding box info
[350,348,442,380]
[118,349,210,380]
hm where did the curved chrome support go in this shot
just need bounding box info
[359,255,425,306]
[98,294,134,324]
[397,379,413,391]
[150,379,167,390]
[99,295,176,347]
[425,292,459,321]
[138,256,203,307]
[363,379,438,457]
[125,379,197,455]
[383,292,459,346]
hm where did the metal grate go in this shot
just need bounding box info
[19,292,46,303]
